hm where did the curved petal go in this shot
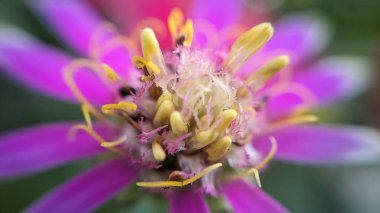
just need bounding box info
[0,26,116,104]
[253,125,380,165]
[170,189,210,213]
[0,122,114,179]
[292,56,371,105]
[189,0,243,30]
[28,0,104,55]
[266,14,331,62]
[223,179,289,213]
[25,158,139,213]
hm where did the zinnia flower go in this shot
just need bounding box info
[0,0,379,212]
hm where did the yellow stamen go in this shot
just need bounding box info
[238,137,278,187]
[136,163,222,188]
[204,136,232,162]
[132,55,161,81]
[69,124,126,154]
[170,111,188,136]
[156,92,173,109]
[63,59,110,122]
[101,101,137,115]
[224,23,274,73]
[152,139,167,162]
[168,8,184,39]
[191,129,219,150]
[131,18,167,47]
[141,28,163,63]
[214,109,238,133]
[266,115,318,133]
[81,104,93,129]
[101,63,121,82]
[153,100,174,126]
[245,55,290,90]
[182,20,194,47]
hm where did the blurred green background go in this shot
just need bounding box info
[0,0,379,212]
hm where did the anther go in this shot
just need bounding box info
[101,63,120,81]
[141,28,163,64]
[153,100,174,126]
[170,111,188,136]
[224,23,274,73]
[191,129,219,150]
[214,109,238,133]
[245,55,290,90]
[204,136,232,162]
[156,92,173,109]
[101,101,137,115]
[152,138,166,162]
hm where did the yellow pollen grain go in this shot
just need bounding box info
[152,139,167,162]
[168,8,184,39]
[136,163,222,188]
[245,55,290,90]
[170,111,188,136]
[182,19,194,47]
[214,109,238,133]
[153,100,174,126]
[225,23,274,73]
[204,136,232,162]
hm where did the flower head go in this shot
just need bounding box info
[0,0,379,212]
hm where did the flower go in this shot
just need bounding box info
[0,0,379,212]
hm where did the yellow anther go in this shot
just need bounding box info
[170,111,188,136]
[266,115,318,133]
[132,55,161,81]
[191,129,219,150]
[156,92,173,109]
[245,55,290,90]
[204,136,232,162]
[182,20,194,47]
[81,104,93,129]
[101,63,120,82]
[168,8,184,39]
[152,139,167,162]
[101,101,137,115]
[141,28,163,63]
[68,124,126,155]
[136,163,222,188]
[214,109,238,133]
[153,100,174,126]
[224,23,274,73]
[238,137,278,187]
[101,135,128,148]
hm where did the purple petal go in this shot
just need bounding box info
[0,122,114,179]
[266,14,330,61]
[170,190,210,213]
[25,158,139,213]
[267,92,307,119]
[292,56,370,105]
[29,0,104,55]
[0,26,116,104]
[223,179,289,213]
[189,0,243,30]
[253,125,380,164]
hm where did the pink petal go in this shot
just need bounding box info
[0,26,116,104]
[223,179,289,213]
[253,125,380,164]
[292,56,370,105]
[189,0,243,30]
[266,14,330,62]
[25,158,139,213]
[170,190,210,213]
[0,122,114,179]
[29,0,104,55]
